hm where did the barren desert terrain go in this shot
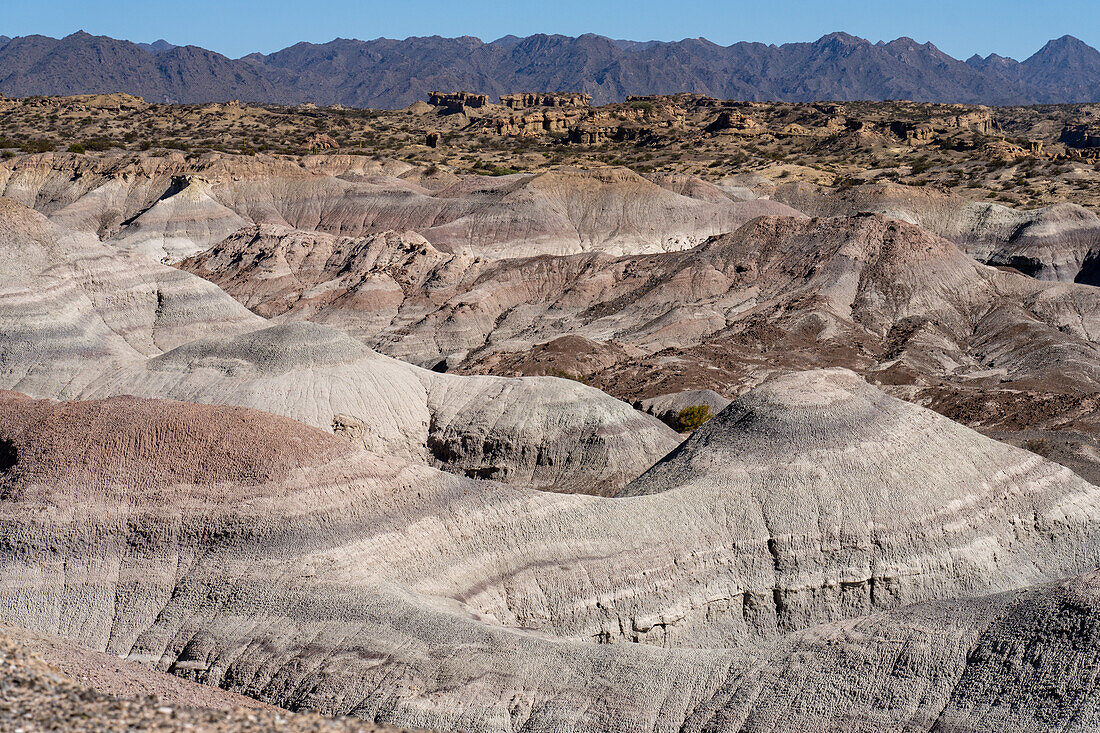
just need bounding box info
[3,85,1100,731]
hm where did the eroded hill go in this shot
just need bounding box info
[3,95,1100,732]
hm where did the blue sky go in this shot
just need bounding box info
[4,0,1097,61]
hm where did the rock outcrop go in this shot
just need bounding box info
[499,92,590,108]
[705,111,762,133]
[1061,120,1100,150]
[304,133,338,151]
[107,176,251,261]
[0,619,410,731]
[492,109,576,136]
[428,91,489,114]
[7,139,1100,732]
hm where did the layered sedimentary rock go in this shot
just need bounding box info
[184,211,1100,399]
[0,197,264,397]
[0,198,678,494]
[428,91,490,113]
[695,569,1100,731]
[85,321,678,493]
[179,204,1100,482]
[0,153,799,259]
[4,370,1100,730]
[107,176,252,261]
[397,167,799,257]
[7,138,1100,733]
[772,180,1100,283]
[1061,120,1100,151]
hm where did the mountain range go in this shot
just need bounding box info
[0,30,1098,107]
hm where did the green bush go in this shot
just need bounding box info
[67,143,86,154]
[476,166,519,177]
[19,139,55,154]
[83,137,112,152]
[675,405,714,432]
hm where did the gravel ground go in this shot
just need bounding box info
[0,623,423,733]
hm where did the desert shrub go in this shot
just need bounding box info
[548,368,588,384]
[0,437,16,472]
[1023,438,1052,457]
[83,137,111,151]
[675,405,714,432]
[19,139,55,153]
[67,143,86,154]
[630,101,655,113]
[909,157,934,175]
[477,166,519,177]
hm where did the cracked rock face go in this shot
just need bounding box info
[3,370,1100,730]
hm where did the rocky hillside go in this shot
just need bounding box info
[2,31,1100,106]
[5,101,1100,730]
[3,94,1100,214]
[4,147,1100,481]
[5,370,1100,730]
[0,621,417,732]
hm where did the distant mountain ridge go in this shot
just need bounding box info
[0,30,1098,107]
[135,39,177,54]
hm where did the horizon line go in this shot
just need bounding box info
[2,29,1091,65]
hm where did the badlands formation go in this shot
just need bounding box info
[3,137,1100,731]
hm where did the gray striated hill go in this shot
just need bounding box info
[5,368,1100,730]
